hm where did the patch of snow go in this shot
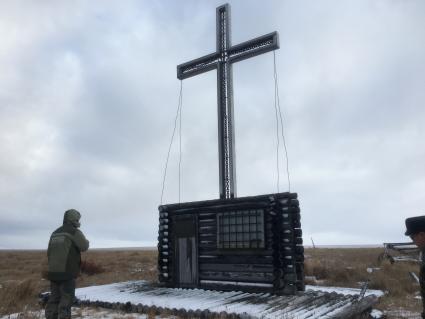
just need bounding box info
[367,267,381,273]
[306,285,384,297]
[370,309,383,318]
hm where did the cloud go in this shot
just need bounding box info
[0,0,424,248]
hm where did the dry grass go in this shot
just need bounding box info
[0,249,157,316]
[304,247,422,313]
[0,247,423,317]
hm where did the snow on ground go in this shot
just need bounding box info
[0,308,156,319]
[73,280,382,319]
[1,281,386,319]
[306,284,385,297]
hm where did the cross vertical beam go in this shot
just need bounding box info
[177,3,279,199]
[216,4,236,199]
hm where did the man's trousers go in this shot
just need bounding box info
[45,279,75,319]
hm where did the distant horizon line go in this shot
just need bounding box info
[0,244,397,251]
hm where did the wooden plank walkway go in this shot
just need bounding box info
[74,281,382,318]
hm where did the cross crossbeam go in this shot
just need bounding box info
[177,3,279,199]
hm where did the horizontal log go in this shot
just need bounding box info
[199,226,216,232]
[198,243,218,249]
[198,234,216,241]
[290,199,299,206]
[294,228,302,237]
[198,248,274,256]
[279,207,300,214]
[199,239,216,244]
[280,238,294,244]
[198,213,217,218]
[199,255,274,265]
[158,259,169,266]
[296,255,304,262]
[197,219,217,227]
[168,202,271,216]
[295,246,304,254]
[199,271,274,283]
[279,224,296,231]
[160,192,297,212]
[332,295,379,319]
[291,212,301,220]
[158,231,169,237]
[199,282,274,293]
[200,263,274,273]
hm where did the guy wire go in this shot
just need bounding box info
[160,80,183,205]
[178,82,183,203]
[273,62,281,193]
[273,51,291,192]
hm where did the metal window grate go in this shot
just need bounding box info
[217,209,265,249]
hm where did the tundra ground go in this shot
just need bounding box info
[0,247,421,318]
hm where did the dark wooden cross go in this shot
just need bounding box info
[177,3,279,199]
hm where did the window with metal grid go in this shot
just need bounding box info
[217,209,265,249]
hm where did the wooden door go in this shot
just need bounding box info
[173,214,198,287]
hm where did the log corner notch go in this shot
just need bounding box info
[157,192,304,294]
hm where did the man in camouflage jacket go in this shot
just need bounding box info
[45,209,89,319]
[405,216,425,319]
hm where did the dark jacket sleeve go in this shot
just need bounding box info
[73,229,89,252]
[420,263,425,319]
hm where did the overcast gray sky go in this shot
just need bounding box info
[0,0,424,249]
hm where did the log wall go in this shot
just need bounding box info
[157,192,304,294]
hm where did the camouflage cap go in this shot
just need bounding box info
[405,215,425,236]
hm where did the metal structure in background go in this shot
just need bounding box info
[379,242,420,264]
[177,3,280,199]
